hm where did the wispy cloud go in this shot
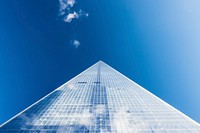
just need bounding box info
[59,0,76,16]
[58,0,88,49]
[79,9,89,17]
[72,40,80,48]
[63,10,89,23]
[63,12,79,23]
[67,0,76,7]
[59,0,89,23]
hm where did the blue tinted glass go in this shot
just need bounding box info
[0,61,200,132]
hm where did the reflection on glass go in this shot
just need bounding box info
[0,61,200,132]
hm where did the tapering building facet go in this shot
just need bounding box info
[1,61,200,132]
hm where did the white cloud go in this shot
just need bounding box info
[67,0,75,7]
[59,0,67,16]
[59,0,89,23]
[63,12,79,23]
[63,10,89,23]
[73,40,80,48]
[59,0,76,16]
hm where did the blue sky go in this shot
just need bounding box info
[0,0,200,124]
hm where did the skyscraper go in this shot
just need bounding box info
[1,61,200,132]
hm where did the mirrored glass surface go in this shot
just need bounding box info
[1,61,200,132]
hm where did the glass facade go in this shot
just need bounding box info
[1,61,200,132]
